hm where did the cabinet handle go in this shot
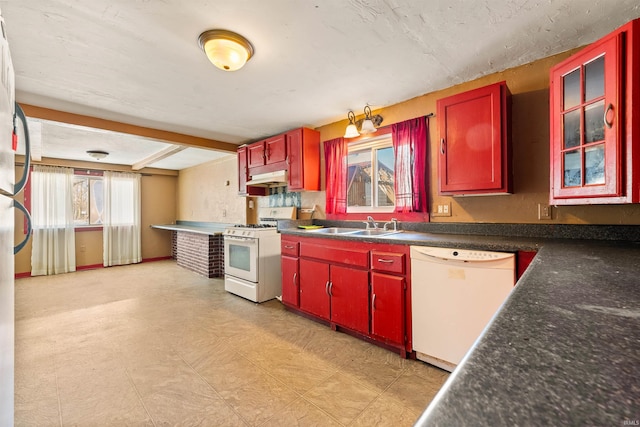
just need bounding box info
[284,245,294,249]
[604,103,614,129]
[325,280,330,296]
[372,293,377,311]
[329,281,333,296]
[440,138,445,155]
[293,272,297,287]
[377,259,394,263]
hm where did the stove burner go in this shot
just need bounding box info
[234,224,276,228]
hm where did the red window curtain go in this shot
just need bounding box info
[324,137,347,214]
[392,116,428,213]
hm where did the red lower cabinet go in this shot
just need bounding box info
[281,235,411,358]
[329,265,369,335]
[281,255,299,307]
[299,259,369,334]
[371,272,405,346]
[299,259,330,320]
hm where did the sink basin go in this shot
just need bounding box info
[350,229,402,237]
[306,227,361,234]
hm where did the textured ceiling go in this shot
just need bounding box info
[2,0,640,169]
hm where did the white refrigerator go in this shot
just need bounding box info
[0,8,31,427]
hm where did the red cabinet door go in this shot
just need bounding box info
[550,33,622,203]
[299,258,330,320]
[281,255,299,307]
[248,141,265,168]
[237,146,267,196]
[265,135,287,165]
[437,81,511,195]
[371,272,405,345]
[329,265,369,334]
[237,146,249,195]
[286,129,304,190]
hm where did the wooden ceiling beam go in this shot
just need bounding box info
[19,104,238,153]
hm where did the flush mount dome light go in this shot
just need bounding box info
[87,150,109,160]
[198,29,254,71]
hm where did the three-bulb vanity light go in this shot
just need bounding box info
[343,106,383,138]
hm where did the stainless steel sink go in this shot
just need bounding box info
[350,229,403,237]
[306,227,361,234]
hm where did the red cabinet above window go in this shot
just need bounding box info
[549,18,640,205]
[437,81,512,195]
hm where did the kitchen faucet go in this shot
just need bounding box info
[383,218,399,231]
[365,216,378,229]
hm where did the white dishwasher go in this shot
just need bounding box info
[410,246,515,372]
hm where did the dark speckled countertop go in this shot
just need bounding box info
[279,223,640,426]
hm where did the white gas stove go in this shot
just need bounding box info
[223,207,295,302]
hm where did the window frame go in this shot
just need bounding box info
[72,170,104,229]
[346,133,395,214]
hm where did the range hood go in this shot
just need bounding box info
[246,170,288,187]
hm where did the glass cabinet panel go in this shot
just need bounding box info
[563,109,581,149]
[585,144,605,185]
[563,69,581,109]
[563,150,581,187]
[584,100,605,143]
[585,55,605,101]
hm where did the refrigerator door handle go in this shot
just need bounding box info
[12,199,31,255]
[13,103,30,196]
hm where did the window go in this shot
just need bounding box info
[347,135,395,212]
[73,175,104,226]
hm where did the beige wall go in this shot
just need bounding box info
[14,165,177,275]
[177,154,247,224]
[314,49,640,225]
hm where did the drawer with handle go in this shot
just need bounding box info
[281,240,299,257]
[370,251,405,275]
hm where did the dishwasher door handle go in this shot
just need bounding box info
[411,246,516,262]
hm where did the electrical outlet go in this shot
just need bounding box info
[538,203,552,220]
[433,202,452,217]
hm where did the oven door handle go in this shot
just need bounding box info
[224,236,258,243]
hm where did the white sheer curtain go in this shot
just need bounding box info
[103,171,141,267]
[30,165,76,276]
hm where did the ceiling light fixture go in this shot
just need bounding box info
[86,150,109,160]
[198,29,254,72]
[344,111,360,138]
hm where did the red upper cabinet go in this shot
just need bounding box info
[247,141,266,168]
[437,81,512,195]
[247,135,287,170]
[550,19,640,205]
[240,127,319,191]
[286,128,320,191]
[237,145,267,196]
[265,134,287,165]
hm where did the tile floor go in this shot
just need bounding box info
[14,260,448,426]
